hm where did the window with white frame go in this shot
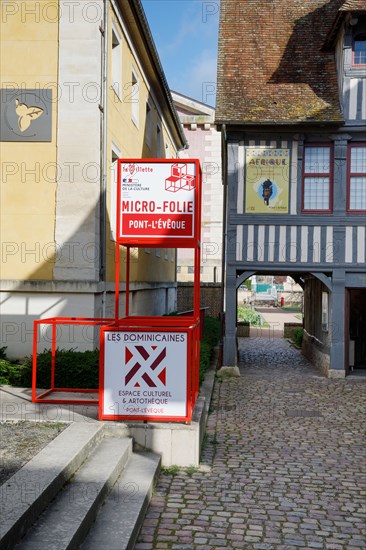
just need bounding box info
[302,145,332,212]
[353,33,366,66]
[348,144,366,212]
[131,66,139,126]
[111,25,122,98]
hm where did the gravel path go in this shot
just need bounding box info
[0,421,66,485]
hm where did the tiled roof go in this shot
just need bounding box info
[216,0,346,125]
[340,0,366,11]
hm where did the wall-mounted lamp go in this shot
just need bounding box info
[350,16,358,26]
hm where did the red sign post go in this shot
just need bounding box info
[32,159,202,424]
[100,159,202,422]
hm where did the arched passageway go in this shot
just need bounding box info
[223,269,366,378]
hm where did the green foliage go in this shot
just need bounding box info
[161,465,180,476]
[201,316,221,348]
[237,305,263,326]
[186,465,199,476]
[1,349,99,389]
[292,328,303,347]
[199,316,221,385]
[199,341,211,385]
[2,316,221,390]
[30,349,99,389]
[0,347,8,359]
[0,358,24,385]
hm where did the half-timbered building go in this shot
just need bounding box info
[216,0,366,377]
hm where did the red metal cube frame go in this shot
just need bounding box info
[32,159,202,423]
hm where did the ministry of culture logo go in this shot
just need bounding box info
[124,345,167,388]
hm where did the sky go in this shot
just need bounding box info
[141,0,220,107]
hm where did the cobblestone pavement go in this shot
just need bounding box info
[135,337,366,550]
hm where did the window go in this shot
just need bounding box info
[111,26,122,97]
[131,67,139,126]
[322,292,329,332]
[110,146,121,240]
[165,141,170,157]
[302,145,333,212]
[347,144,366,212]
[156,123,163,158]
[353,33,366,66]
[145,101,152,147]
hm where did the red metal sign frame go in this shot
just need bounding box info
[31,159,202,425]
[32,317,113,404]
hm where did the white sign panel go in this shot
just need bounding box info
[103,331,188,418]
[119,161,196,241]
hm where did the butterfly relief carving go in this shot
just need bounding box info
[15,99,44,132]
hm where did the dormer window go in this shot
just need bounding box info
[353,33,366,66]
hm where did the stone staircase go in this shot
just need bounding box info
[0,423,160,550]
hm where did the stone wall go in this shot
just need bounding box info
[302,330,330,377]
[177,283,222,318]
[237,322,250,337]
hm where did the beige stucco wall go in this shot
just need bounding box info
[0,0,181,357]
[106,1,177,285]
[53,0,103,282]
[0,0,59,280]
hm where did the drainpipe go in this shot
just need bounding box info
[100,0,109,317]
[220,124,227,345]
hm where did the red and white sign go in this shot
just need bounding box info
[100,329,188,420]
[117,159,200,245]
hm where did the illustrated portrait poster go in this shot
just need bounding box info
[245,148,290,214]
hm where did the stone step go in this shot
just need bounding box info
[81,451,161,550]
[14,437,132,550]
[0,423,105,550]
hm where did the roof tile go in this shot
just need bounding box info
[216,0,346,124]
[340,0,366,11]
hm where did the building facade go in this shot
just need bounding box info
[172,92,223,283]
[216,0,366,377]
[0,0,186,358]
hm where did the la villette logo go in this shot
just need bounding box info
[128,164,135,176]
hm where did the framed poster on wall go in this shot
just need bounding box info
[245,148,290,214]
